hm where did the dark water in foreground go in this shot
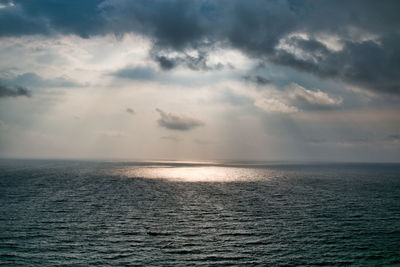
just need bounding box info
[1,160,400,266]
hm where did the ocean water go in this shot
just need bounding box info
[1,160,400,266]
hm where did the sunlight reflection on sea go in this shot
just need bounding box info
[114,165,276,182]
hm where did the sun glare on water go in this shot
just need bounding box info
[118,165,271,182]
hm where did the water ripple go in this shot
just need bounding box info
[0,160,400,265]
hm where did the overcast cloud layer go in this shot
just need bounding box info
[0,0,399,161]
[1,0,400,94]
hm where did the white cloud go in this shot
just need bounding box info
[314,33,344,52]
[288,83,342,106]
[254,97,298,114]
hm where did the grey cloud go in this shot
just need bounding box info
[12,72,83,88]
[272,36,400,94]
[104,0,211,49]
[1,72,84,88]
[155,56,176,71]
[156,108,204,131]
[151,49,225,71]
[2,0,400,94]
[0,83,31,98]
[1,0,105,38]
[111,64,232,86]
[243,75,270,86]
[108,0,400,94]
[126,108,135,115]
[0,3,50,36]
[112,66,156,80]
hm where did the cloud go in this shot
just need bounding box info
[126,108,135,115]
[0,0,105,38]
[0,83,31,98]
[112,66,156,80]
[2,72,84,88]
[272,34,400,94]
[151,49,225,71]
[254,97,298,114]
[241,81,342,113]
[156,108,204,131]
[1,1,400,94]
[155,56,176,71]
[287,83,342,108]
[111,63,234,86]
[243,75,270,86]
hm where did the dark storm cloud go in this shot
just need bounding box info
[0,0,105,38]
[155,56,176,71]
[0,1,49,36]
[2,0,400,94]
[0,83,31,98]
[156,108,204,131]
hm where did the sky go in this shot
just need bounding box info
[0,0,399,162]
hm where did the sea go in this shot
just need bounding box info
[0,159,399,266]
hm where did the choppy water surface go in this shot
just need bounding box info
[1,160,400,266]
